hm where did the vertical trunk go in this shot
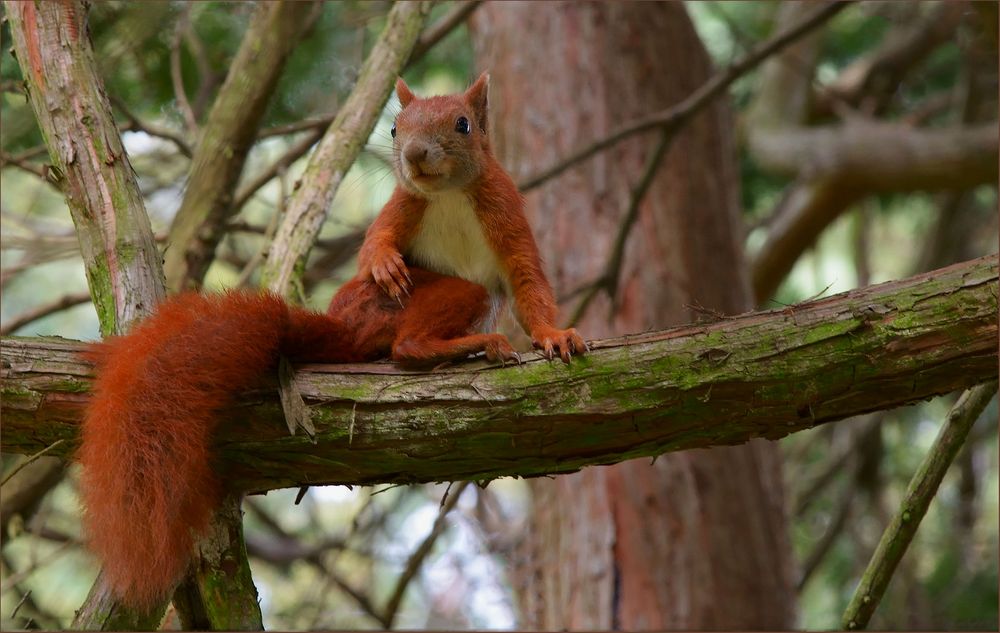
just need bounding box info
[472,3,796,628]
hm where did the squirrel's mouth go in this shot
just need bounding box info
[406,165,445,186]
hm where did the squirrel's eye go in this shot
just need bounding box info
[390,123,397,138]
[455,116,471,135]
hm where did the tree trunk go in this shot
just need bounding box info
[472,3,796,627]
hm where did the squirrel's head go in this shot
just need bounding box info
[391,72,490,195]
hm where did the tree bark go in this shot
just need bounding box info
[1,255,996,493]
[473,4,799,627]
[5,0,164,335]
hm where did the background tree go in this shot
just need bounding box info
[472,3,795,627]
[1,1,996,630]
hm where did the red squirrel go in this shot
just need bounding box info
[79,73,585,609]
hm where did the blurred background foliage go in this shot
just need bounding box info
[1,1,996,629]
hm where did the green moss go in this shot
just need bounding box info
[84,257,117,336]
[51,378,91,393]
[1,384,39,400]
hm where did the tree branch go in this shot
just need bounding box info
[566,126,674,326]
[748,123,998,188]
[842,380,998,630]
[1,256,996,493]
[169,4,198,137]
[405,0,482,65]
[0,292,93,336]
[163,1,321,291]
[813,1,965,118]
[516,1,849,192]
[383,482,469,627]
[749,122,998,301]
[261,1,431,297]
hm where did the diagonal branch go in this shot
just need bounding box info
[406,0,482,65]
[261,1,431,298]
[841,380,998,630]
[749,122,998,301]
[565,126,674,326]
[516,1,849,192]
[163,0,322,291]
[0,292,93,335]
[383,482,470,627]
[2,256,996,493]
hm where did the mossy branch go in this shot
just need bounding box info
[5,0,165,334]
[1,256,997,492]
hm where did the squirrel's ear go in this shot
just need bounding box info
[465,72,489,134]
[396,78,416,108]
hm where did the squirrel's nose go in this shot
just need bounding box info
[403,143,428,165]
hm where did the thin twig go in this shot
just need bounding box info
[258,116,336,139]
[566,126,674,326]
[383,481,470,627]
[797,474,856,590]
[109,94,192,157]
[232,128,325,212]
[0,540,73,592]
[7,145,49,163]
[181,4,217,120]
[9,588,32,620]
[406,0,482,65]
[0,151,49,180]
[518,1,850,192]
[794,415,880,517]
[842,381,998,630]
[243,498,385,626]
[1,440,66,487]
[1,292,92,335]
[170,5,198,136]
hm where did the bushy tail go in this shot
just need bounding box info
[79,290,353,609]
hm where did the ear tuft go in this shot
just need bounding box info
[396,78,416,108]
[465,72,490,134]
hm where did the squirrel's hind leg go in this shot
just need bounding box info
[391,272,518,367]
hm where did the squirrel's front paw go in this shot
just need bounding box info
[368,249,412,304]
[531,326,587,364]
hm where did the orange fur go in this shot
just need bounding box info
[80,277,505,608]
[372,73,586,361]
[80,292,290,609]
[80,76,583,608]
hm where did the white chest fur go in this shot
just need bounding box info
[407,192,508,294]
